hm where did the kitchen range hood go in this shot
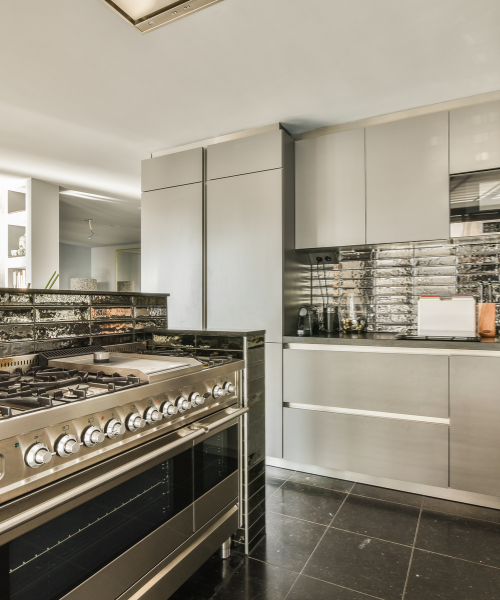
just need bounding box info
[102,0,224,33]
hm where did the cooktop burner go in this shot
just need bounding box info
[0,366,144,419]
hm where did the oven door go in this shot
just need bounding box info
[0,406,247,600]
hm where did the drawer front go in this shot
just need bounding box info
[450,356,500,497]
[141,148,203,192]
[207,130,283,180]
[283,408,449,487]
[283,349,449,418]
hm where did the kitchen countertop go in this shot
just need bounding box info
[283,331,500,351]
[144,328,266,337]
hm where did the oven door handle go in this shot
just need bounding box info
[203,406,249,431]
[0,427,206,538]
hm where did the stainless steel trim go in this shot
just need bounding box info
[151,124,282,158]
[120,503,239,600]
[0,428,206,538]
[284,342,500,358]
[266,456,500,511]
[284,402,450,425]
[202,407,248,431]
[294,90,500,141]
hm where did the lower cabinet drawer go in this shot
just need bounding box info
[283,408,449,487]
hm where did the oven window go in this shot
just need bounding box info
[194,423,239,499]
[6,447,193,600]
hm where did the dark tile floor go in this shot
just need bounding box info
[171,466,500,600]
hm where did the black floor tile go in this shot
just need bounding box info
[333,494,420,545]
[422,496,500,524]
[416,510,500,567]
[288,471,354,493]
[169,552,245,600]
[250,511,326,573]
[351,483,423,507]
[286,575,378,600]
[266,466,294,480]
[266,476,285,500]
[267,480,347,525]
[211,557,297,600]
[303,527,412,600]
[405,549,500,600]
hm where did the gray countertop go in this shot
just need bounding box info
[283,332,500,351]
[145,328,266,337]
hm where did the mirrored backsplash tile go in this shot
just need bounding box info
[309,237,500,333]
[34,294,91,305]
[0,293,33,305]
[0,308,33,324]
[91,307,134,320]
[36,322,91,340]
[35,307,90,322]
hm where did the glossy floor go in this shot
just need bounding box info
[171,467,500,600]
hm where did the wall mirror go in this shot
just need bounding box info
[116,248,141,292]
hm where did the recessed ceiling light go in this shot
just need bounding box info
[60,190,126,204]
[102,0,224,33]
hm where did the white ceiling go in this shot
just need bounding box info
[1,0,500,226]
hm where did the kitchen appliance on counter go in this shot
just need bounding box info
[0,347,246,600]
[323,305,339,333]
[417,295,477,338]
[297,306,319,336]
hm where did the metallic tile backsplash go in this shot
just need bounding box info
[0,291,168,356]
[308,238,500,334]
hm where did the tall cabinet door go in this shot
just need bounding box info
[295,128,366,249]
[366,112,449,244]
[206,170,283,343]
[450,356,500,497]
[141,184,203,329]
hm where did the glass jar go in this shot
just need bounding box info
[339,290,367,333]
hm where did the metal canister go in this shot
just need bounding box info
[323,306,338,333]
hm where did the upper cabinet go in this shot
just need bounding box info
[365,112,449,245]
[141,147,203,192]
[295,129,366,249]
[450,100,500,174]
[207,130,284,180]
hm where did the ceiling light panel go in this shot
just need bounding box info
[102,0,224,33]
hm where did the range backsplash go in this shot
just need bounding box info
[308,237,500,334]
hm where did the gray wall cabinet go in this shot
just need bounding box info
[283,407,449,487]
[207,130,284,180]
[141,184,203,329]
[283,349,449,418]
[365,112,450,244]
[141,148,203,192]
[295,128,366,249]
[207,170,284,342]
[450,100,500,174]
[450,356,500,497]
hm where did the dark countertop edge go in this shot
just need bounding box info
[144,328,266,337]
[283,334,500,351]
[0,288,169,297]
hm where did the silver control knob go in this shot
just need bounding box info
[127,412,146,432]
[26,443,53,468]
[105,419,126,439]
[160,401,178,417]
[55,434,80,457]
[223,382,235,394]
[82,426,106,447]
[212,385,225,399]
[176,396,191,412]
[189,392,204,406]
[144,407,162,423]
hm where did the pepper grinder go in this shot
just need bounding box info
[478,282,496,338]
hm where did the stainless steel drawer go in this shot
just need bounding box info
[283,407,449,487]
[283,349,449,418]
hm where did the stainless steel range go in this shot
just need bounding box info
[0,348,246,600]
